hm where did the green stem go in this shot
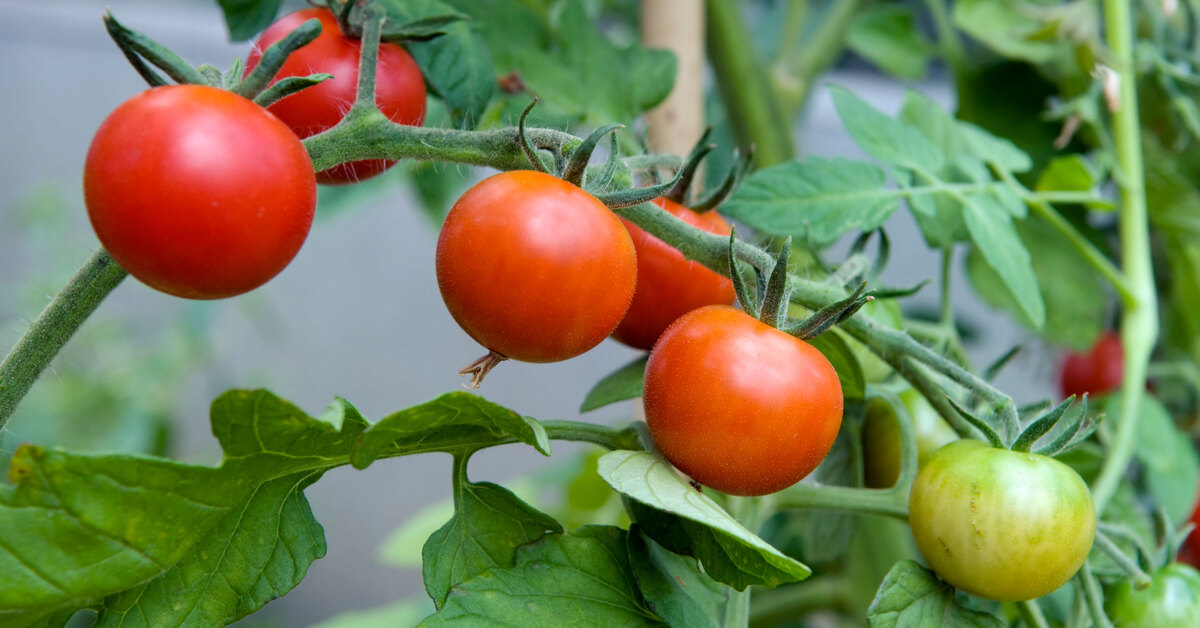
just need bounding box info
[1017,599,1050,628]
[748,577,850,625]
[704,0,794,167]
[774,484,908,520]
[450,452,469,508]
[1091,0,1158,515]
[938,244,954,327]
[721,496,764,627]
[542,420,641,451]
[923,0,966,77]
[1079,564,1115,628]
[1093,529,1153,587]
[0,250,127,430]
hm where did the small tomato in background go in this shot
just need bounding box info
[643,305,843,496]
[435,170,636,368]
[1060,331,1123,399]
[1105,563,1200,627]
[247,7,426,184]
[84,85,316,300]
[611,198,735,350]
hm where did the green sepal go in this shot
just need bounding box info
[104,12,207,87]
[727,228,759,315]
[255,74,334,108]
[562,124,624,186]
[759,238,792,328]
[234,17,324,99]
[982,346,1021,382]
[782,282,872,340]
[1035,395,1092,457]
[946,397,1005,449]
[692,146,753,212]
[595,144,706,208]
[662,127,714,205]
[517,99,551,173]
[583,132,622,194]
[1011,396,1073,453]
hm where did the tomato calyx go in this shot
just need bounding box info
[459,351,509,389]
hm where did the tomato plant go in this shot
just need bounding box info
[611,197,735,350]
[83,84,316,299]
[1105,563,1200,627]
[861,389,957,488]
[435,170,636,376]
[643,305,843,496]
[247,7,425,184]
[1060,332,1124,399]
[909,439,1097,601]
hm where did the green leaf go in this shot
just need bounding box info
[408,22,495,127]
[952,0,1060,64]
[1125,394,1200,523]
[966,213,1104,349]
[805,332,866,400]
[423,481,562,607]
[371,0,468,41]
[867,560,1004,628]
[831,86,944,173]
[963,196,1045,328]
[217,0,283,42]
[94,471,326,627]
[420,527,666,626]
[310,599,435,628]
[350,392,550,469]
[957,121,1033,174]
[720,157,900,245]
[580,356,648,413]
[626,527,722,628]
[441,0,549,74]
[1036,155,1099,194]
[597,450,810,590]
[846,5,933,80]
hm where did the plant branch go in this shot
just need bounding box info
[1091,0,1159,515]
[775,483,908,520]
[0,250,127,430]
[542,420,641,451]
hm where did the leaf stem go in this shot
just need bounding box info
[1091,0,1159,516]
[1017,599,1050,628]
[0,249,127,430]
[775,483,908,520]
[1079,563,1116,628]
[541,420,641,451]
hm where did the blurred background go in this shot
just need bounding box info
[0,0,1054,625]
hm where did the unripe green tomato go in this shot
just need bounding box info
[909,439,1096,601]
[1105,563,1200,627]
[861,390,957,488]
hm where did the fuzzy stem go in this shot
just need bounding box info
[0,250,127,429]
[774,484,909,520]
[1091,0,1158,515]
[1017,599,1050,628]
[541,420,642,451]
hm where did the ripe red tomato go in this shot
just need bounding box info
[643,305,844,496]
[83,85,316,299]
[435,170,636,363]
[611,198,735,350]
[1060,332,1123,399]
[909,439,1096,601]
[247,7,426,185]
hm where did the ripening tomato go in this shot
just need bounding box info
[435,170,636,363]
[1060,332,1123,399]
[909,439,1096,601]
[643,305,844,496]
[84,85,316,299]
[611,198,735,350]
[247,7,426,184]
[1105,563,1200,627]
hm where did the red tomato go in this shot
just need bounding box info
[1060,332,1124,399]
[247,7,426,184]
[611,198,735,350]
[643,305,844,496]
[83,85,316,299]
[435,170,637,363]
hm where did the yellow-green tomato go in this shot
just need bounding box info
[861,391,957,489]
[909,439,1096,601]
[1105,563,1200,627]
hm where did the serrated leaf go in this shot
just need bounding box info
[217,0,284,42]
[867,560,1005,628]
[1123,393,1200,523]
[966,213,1104,349]
[963,196,1045,328]
[371,0,468,41]
[846,5,932,80]
[581,356,648,413]
[94,471,326,627]
[957,121,1033,173]
[598,451,810,591]
[805,332,866,400]
[351,392,550,469]
[626,527,722,628]
[408,22,495,127]
[423,481,562,607]
[831,86,944,173]
[720,157,900,245]
[420,526,666,627]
